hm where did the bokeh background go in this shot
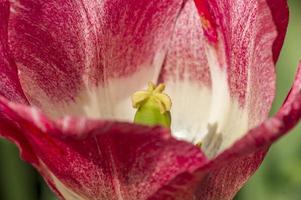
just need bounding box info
[0,0,300,199]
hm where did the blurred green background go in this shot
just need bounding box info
[0,0,300,199]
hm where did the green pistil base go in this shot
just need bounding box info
[134,100,171,128]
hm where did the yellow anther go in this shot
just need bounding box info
[154,83,165,93]
[131,82,172,114]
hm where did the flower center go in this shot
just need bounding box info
[131,82,223,158]
[131,82,172,128]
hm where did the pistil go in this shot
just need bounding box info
[131,82,172,128]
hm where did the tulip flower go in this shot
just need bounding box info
[0,0,300,199]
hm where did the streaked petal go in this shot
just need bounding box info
[148,63,301,200]
[223,62,301,156]
[0,96,207,200]
[195,63,301,200]
[0,2,29,161]
[208,62,300,200]
[192,0,288,124]
[149,149,267,200]
[0,1,27,104]
[158,0,219,144]
[7,0,186,119]
[159,0,288,155]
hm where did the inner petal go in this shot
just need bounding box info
[8,0,185,120]
[159,0,276,157]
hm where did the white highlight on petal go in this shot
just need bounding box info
[50,172,88,200]
[166,81,211,142]
[44,50,166,122]
[38,160,88,200]
[206,46,248,154]
[30,108,47,132]
[166,46,249,157]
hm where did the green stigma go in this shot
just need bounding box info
[131,82,172,128]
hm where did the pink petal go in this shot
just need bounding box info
[197,63,301,200]
[267,0,289,62]
[161,0,288,125]
[0,96,207,200]
[155,0,215,144]
[158,0,211,87]
[196,0,288,124]
[157,0,289,152]
[7,0,186,117]
[150,149,267,200]
[223,62,301,156]
[0,2,30,162]
[151,63,301,200]
[0,1,27,104]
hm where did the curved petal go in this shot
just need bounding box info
[192,0,288,124]
[7,0,186,119]
[0,97,207,200]
[195,63,301,200]
[0,1,29,159]
[0,1,27,104]
[158,0,288,155]
[267,0,289,62]
[223,62,301,156]
[150,63,301,200]
[149,149,267,200]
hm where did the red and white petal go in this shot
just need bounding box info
[193,0,287,123]
[196,63,301,200]
[225,62,301,156]
[7,0,186,119]
[148,63,301,200]
[0,1,27,104]
[193,149,268,200]
[158,0,212,143]
[0,1,29,159]
[0,96,207,200]
[159,0,288,156]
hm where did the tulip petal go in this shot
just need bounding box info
[267,0,289,62]
[149,63,301,200]
[222,62,301,157]
[149,149,267,200]
[158,0,288,155]
[0,96,207,200]
[0,1,27,104]
[195,62,301,200]
[7,0,187,119]
[0,2,30,163]
[193,0,288,125]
